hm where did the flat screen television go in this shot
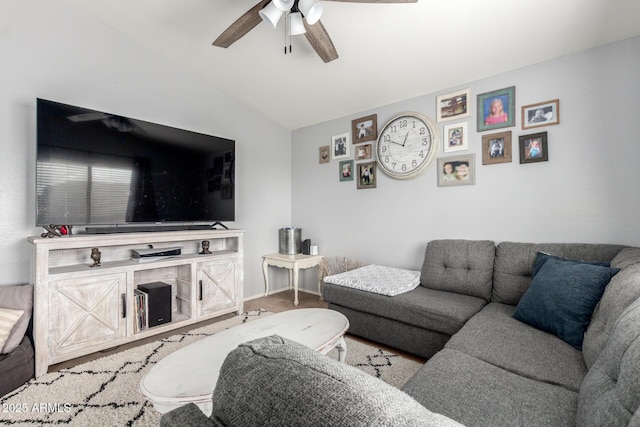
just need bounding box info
[36,98,235,232]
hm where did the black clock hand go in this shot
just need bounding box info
[402,132,409,147]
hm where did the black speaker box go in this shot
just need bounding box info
[138,282,172,327]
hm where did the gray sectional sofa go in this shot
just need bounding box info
[161,239,640,426]
[323,240,640,426]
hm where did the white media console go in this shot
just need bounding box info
[28,229,244,378]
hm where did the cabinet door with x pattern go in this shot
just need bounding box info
[196,258,239,318]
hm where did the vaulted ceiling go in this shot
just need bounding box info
[64,0,640,129]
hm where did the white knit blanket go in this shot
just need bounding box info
[323,264,421,296]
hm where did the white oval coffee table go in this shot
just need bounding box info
[140,308,349,416]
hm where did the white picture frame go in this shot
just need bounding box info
[331,132,350,160]
[443,122,468,153]
[436,88,471,122]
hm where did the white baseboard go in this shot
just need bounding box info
[243,287,320,302]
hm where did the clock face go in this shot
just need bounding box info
[376,112,439,179]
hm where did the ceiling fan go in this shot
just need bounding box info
[212,0,418,63]
[68,112,145,134]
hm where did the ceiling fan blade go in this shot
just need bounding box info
[213,0,270,48]
[304,20,339,63]
[322,0,417,3]
[67,112,111,122]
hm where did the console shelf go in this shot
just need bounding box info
[29,229,244,378]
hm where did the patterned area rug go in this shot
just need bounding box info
[0,310,422,426]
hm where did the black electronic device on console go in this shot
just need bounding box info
[131,246,182,261]
[137,282,172,328]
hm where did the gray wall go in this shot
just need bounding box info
[291,36,640,290]
[0,1,291,299]
[3,3,639,299]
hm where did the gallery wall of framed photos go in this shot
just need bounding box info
[433,85,560,187]
[320,84,560,190]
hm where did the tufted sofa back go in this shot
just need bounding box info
[420,240,495,301]
[582,248,640,369]
[492,242,625,305]
[577,295,640,426]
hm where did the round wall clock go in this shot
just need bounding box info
[376,112,439,180]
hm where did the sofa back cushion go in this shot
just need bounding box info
[492,242,625,305]
[211,335,463,427]
[577,296,640,426]
[583,248,640,369]
[420,240,495,302]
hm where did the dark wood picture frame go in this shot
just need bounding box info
[482,131,512,165]
[355,143,372,160]
[357,161,377,189]
[519,131,548,164]
[352,114,377,144]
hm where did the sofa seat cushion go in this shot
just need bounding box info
[0,335,35,397]
[420,239,495,301]
[402,348,578,427]
[492,242,625,305]
[445,303,586,392]
[211,335,463,427]
[577,296,640,427]
[322,283,486,336]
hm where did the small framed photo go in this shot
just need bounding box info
[443,122,468,153]
[519,132,548,164]
[331,133,350,160]
[221,185,233,199]
[351,114,377,144]
[213,156,224,175]
[339,160,354,181]
[482,131,512,165]
[522,99,560,129]
[477,86,516,132]
[355,143,372,160]
[436,88,471,122]
[437,154,476,186]
[357,161,377,189]
[319,145,330,163]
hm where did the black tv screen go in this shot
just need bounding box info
[36,98,235,228]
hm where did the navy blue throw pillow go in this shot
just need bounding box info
[513,258,620,350]
[532,252,611,278]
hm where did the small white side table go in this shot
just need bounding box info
[262,253,324,305]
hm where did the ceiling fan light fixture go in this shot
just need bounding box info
[299,0,323,25]
[289,12,306,35]
[259,2,283,28]
[272,0,295,12]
